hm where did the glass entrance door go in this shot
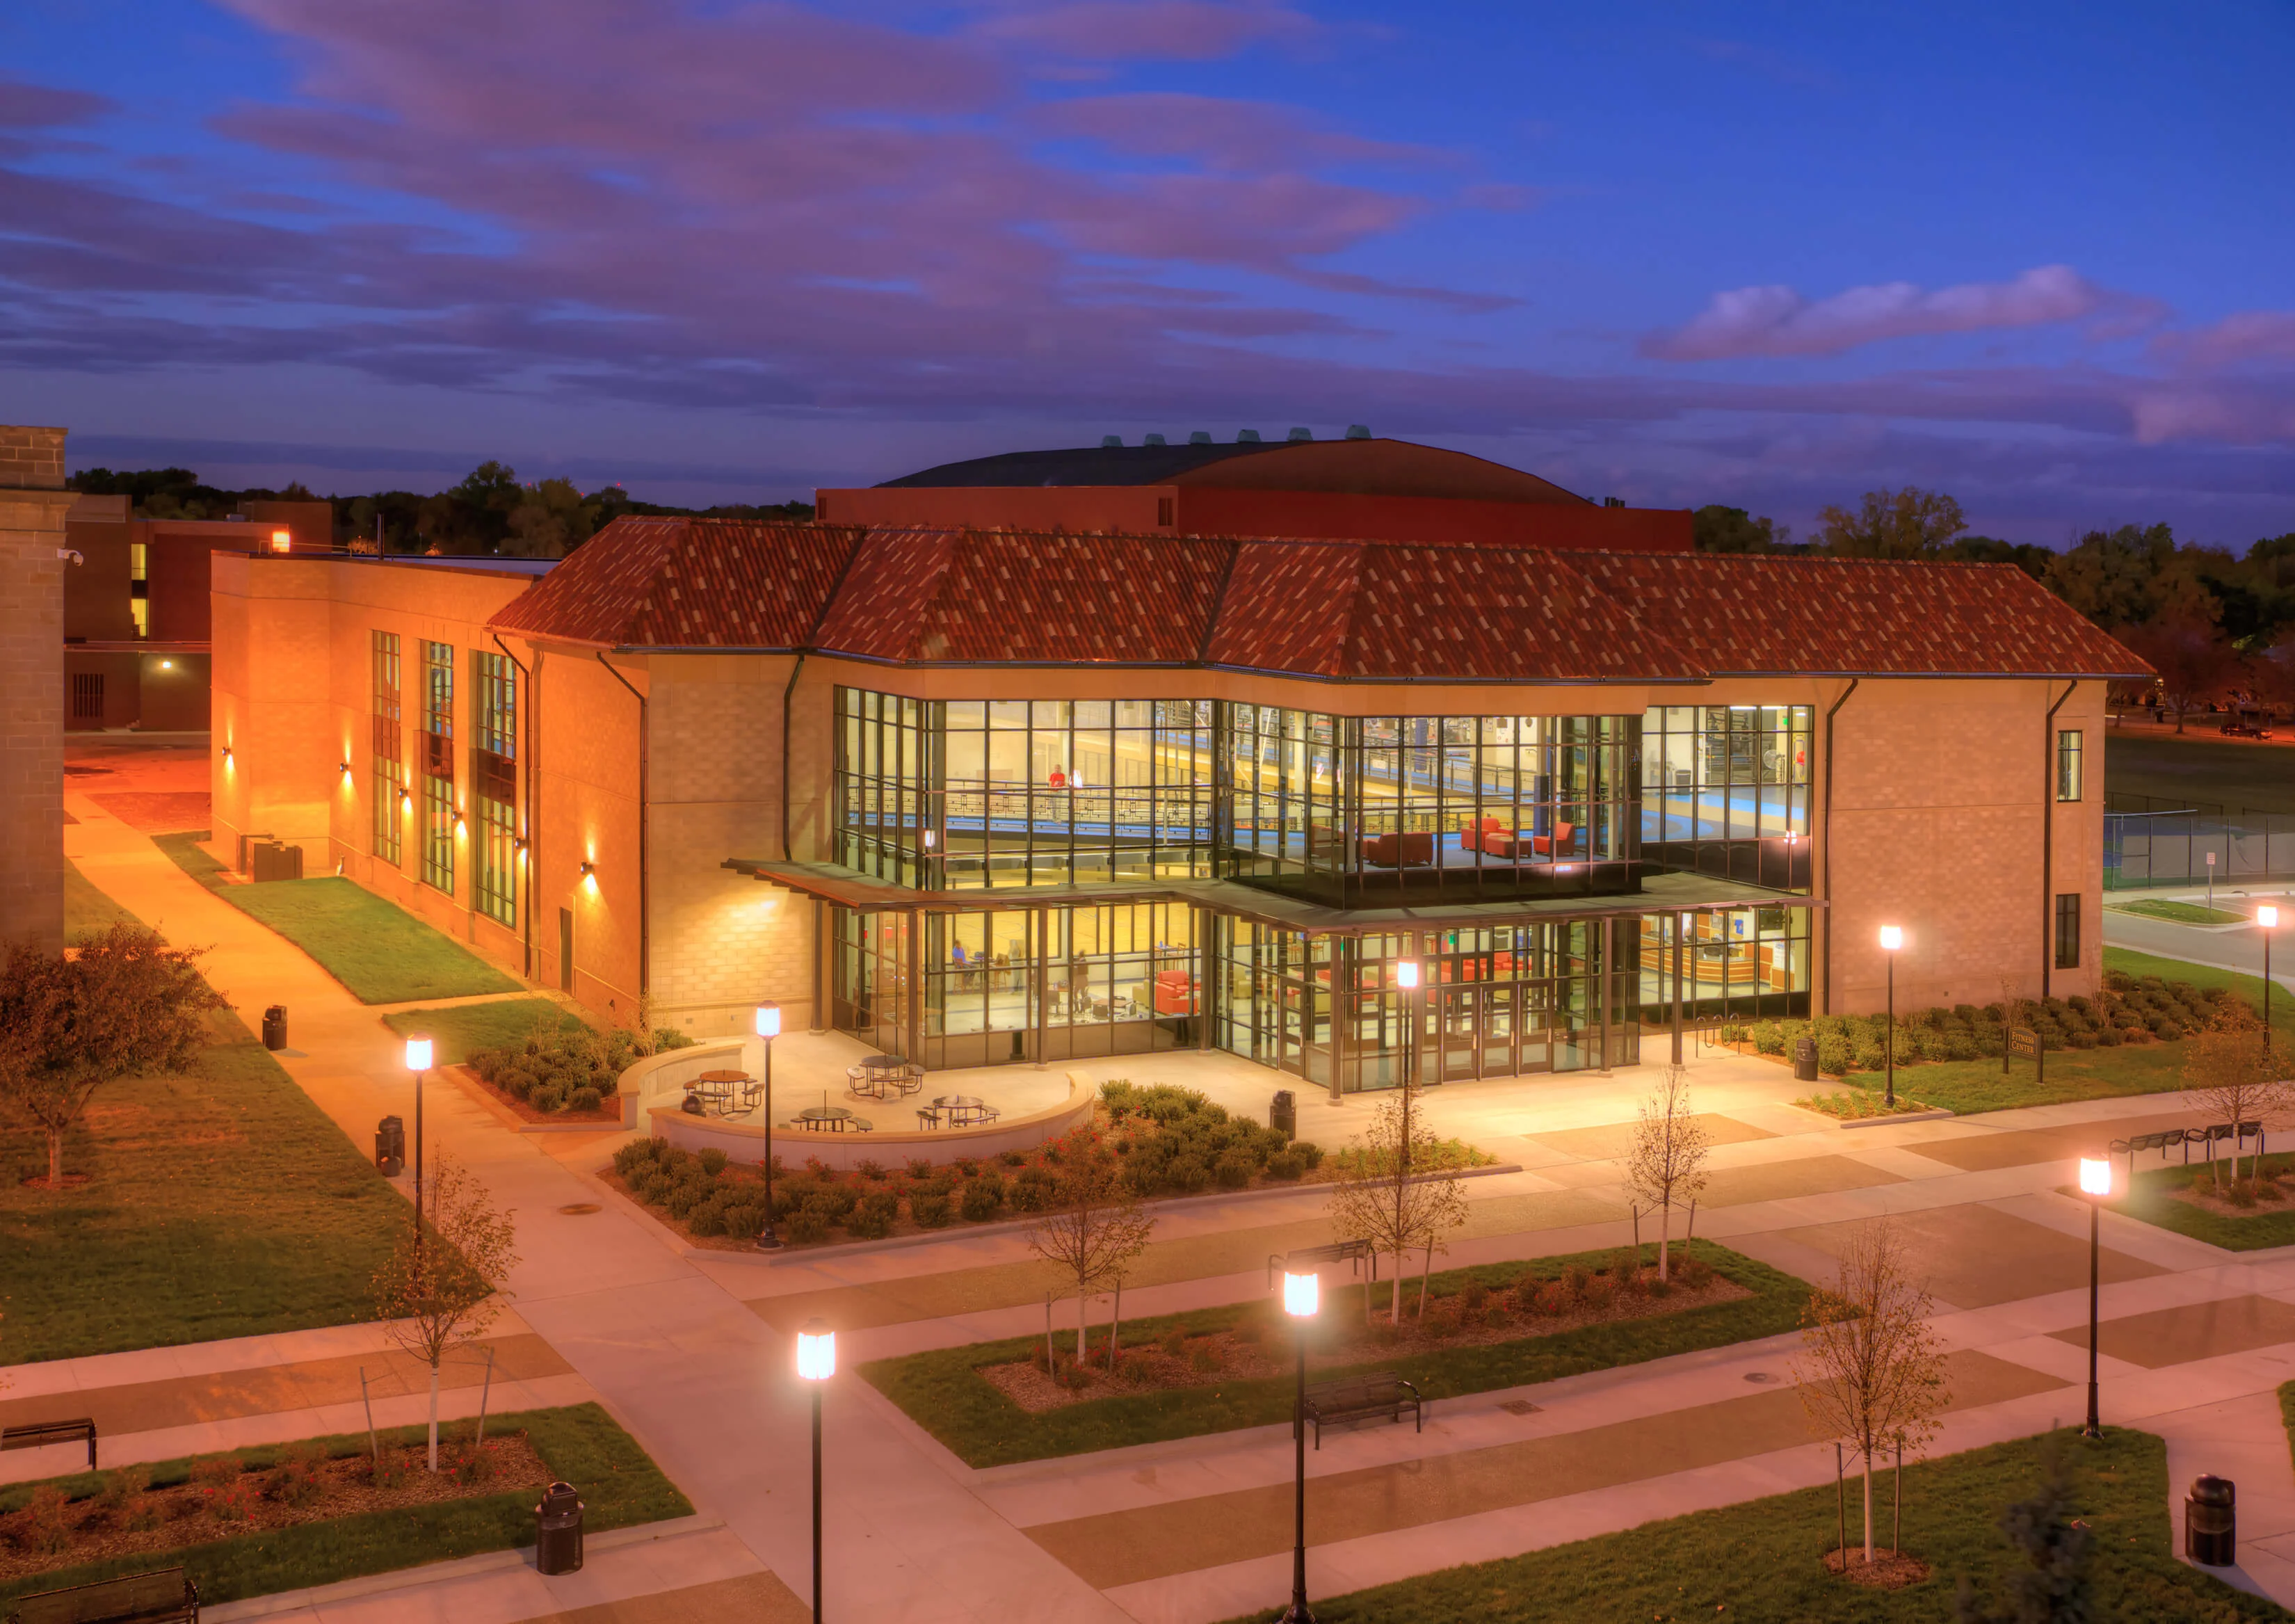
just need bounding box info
[1440,985,1479,1080]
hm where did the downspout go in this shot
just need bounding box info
[596,653,650,999]
[2042,680,2077,999]
[490,632,533,980]
[1819,677,1860,1015]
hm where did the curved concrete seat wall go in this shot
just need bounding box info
[625,1063,1097,1169]
[615,1038,759,1129]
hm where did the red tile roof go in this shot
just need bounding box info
[488,518,2149,681]
[485,520,864,648]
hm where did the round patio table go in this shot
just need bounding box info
[931,1094,995,1126]
[798,1105,855,1131]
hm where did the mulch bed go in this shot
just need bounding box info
[2165,1174,2295,1219]
[1823,1547,1931,1588]
[981,1265,1753,1413]
[0,1434,550,1585]
[451,1064,620,1127]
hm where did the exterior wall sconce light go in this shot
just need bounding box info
[159,659,174,670]
[580,860,597,890]
[399,788,413,812]
[454,814,467,837]
[339,760,353,777]
[269,529,292,554]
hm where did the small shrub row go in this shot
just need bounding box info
[467,1015,692,1114]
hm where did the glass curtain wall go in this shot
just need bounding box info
[420,641,454,894]
[472,651,517,928]
[1634,905,1810,1023]
[1217,919,1638,1093]
[1221,707,1641,902]
[370,631,402,865]
[1641,706,1812,888]
[830,902,1201,1068]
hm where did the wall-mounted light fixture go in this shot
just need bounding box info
[579,860,597,890]
[399,788,413,812]
[454,815,467,837]
[269,529,292,554]
[220,744,233,763]
[159,659,174,671]
[339,759,353,776]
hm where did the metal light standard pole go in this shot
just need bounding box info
[2261,906,2280,1067]
[403,1036,431,1246]
[1280,1265,1321,1623]
[796,1318,835,1622]
[2078,1157,2111,1436]
[755,1002,782,1251]
[1878,926,1903,1109]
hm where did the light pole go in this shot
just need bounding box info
[2261,905,2280,1066]
[1280,1264,1320,1623]
[796,1317,835,1622]
[403,1036,431,1232]
[1877,926,1903,1109]
[2077,1156,2111,1437]
[755,1002,782,1251]
[1395,958,1420,1091]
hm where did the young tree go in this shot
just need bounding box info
[1024,1127,1155,1365]
[1325,1082,1469,1322]
[1953,1436,2097,1624]
[2183,1001,2287,1189]
[1814,487,1967,559]
[1794,1216,1951,1568]
[1625,1064,1710,1283]
[372,1151,520,1470]
[0,923,225,1187]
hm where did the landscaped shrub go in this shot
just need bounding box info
[910,1191,953,1228]
[720,1203,762,1241]
[1264,1148,1306,1180]
[531,1084,566,1113]
[959,1179,1003,1221]
[698,1147,728,1175]
[785,1208,830,1244]
[1163,1153,1211,1193]
[686,1198,726,1236]
[850,1190,899,1239]
[1214,1149,1255,1189]
[1817,1034,1853,1075]
[1009,1166,1055,1212]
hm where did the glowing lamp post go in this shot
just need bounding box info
[1395,958,1420,1091]
[2077,1156,2112,1437]
[404,1036,433,1232]
[796,1318,835,1622]
[1280,1266,1320,1623]
[755,1002,783,1251]
[1878,926,1904,1109]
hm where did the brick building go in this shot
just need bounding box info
[212,515,2144,1096]
[1,424,73,954]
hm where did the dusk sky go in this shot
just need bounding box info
[3,1,2291,545]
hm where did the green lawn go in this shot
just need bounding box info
[2106,946,2295,1039]
[863,1240,1810,1468]
[382,999,590,1066]
[1842,1040,2189,1117]
[0,1010,406,1364]
[1222,1428,2276,1623]
[0,1404,691,1609]
[2113,898,2251,926]
[154,833,520,1004]
[65,857,138,938]
[2092,1149,2295,1251]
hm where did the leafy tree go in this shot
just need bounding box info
[372,1150,519,1470]
[1794,1216,1950,1567]
[0,923,225,1186]
[2182,1000,2287,1189]
[2116,612,2239,731]
[1024,1126,1155,1364]
[1954,1436,2097,1624]
[1692,505,1791,554]
[504,476,598,558]
[1326,1082,1469,1321]
[1624,1063,1709,1281]
[1815,487,1967,559]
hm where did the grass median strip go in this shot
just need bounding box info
[2088,1149,2295,1251]
[1217,1426,2271,1623]
[861,1240,1809,1469]
[0,1011,406,1364]
[0,1403,690,1609]
[154,833,520,1004]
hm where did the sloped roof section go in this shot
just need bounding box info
[874,437,1588,504]
[1566,552,2151,677]
[487,519,864,648]
[814,530,1230,664]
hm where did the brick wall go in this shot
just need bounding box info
[0,425,67,490]
[0,425,72,953]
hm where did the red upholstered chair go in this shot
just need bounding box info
[1359,831,1435,869]
[1531,820,1577,858]
[1153,970,1195,1015]
[1462,816,1503,854]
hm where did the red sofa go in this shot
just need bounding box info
[1359,831,1435,869]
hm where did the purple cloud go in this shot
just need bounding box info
[971,1,1315,62]
[0,75,115,128]
[1643,264,2141,360]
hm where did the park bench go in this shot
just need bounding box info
[1301,1373,1422,1449]
[1,1417,97,1470]
[3,1566,198,1624]
[2109,1122,2264,1180]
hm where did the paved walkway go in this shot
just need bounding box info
[27,790,2295,1621]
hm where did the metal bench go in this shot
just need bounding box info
[2,1417,97,1470]
[4,1566,198,1624]
[2109,1121,2264,1181]
[1300,1373,1422,1449]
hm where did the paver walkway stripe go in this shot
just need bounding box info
[2046,1293,2295,1369]
[1527,1112,1773,1161]
[0,1333,569,1437]
[1778,1204,2169,1310]
[1904,1111,2196,1173]
[1694,1152,1903,1207]
[504,1572,810,1624]
[1020,1349,2066,1590]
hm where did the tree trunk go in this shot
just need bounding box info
[1657,1196,1670,1283]
[1109,1280,1121,1369]
[427,1362,441,1472]
[1076,1285,1089,1364]
[1862,1449,1874,1563]
[1390,1251,1403,1323]
[47,1127,63,1188]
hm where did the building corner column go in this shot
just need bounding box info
[0,425,74,955]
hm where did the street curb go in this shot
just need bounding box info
[689,1160,1529,1267]
[204,1514,730,1621]
[1837,1108,1956,1129]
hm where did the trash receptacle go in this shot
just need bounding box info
[1792,1036,1819,1083]
[536,1480,583,1575]
[1269,1089,1296,1141]
[2187,1474,2236,1566]
[261,1004,288,1052]
[375,1115,405,1177]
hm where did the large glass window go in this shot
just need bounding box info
[370,631,401,866]
[420,641,454,894]
[472,651,517,928]
[2056,730,2083,802]
[2056,893,2081,969]
[1634,905,1811,1023]
[1640,706,1812,890]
